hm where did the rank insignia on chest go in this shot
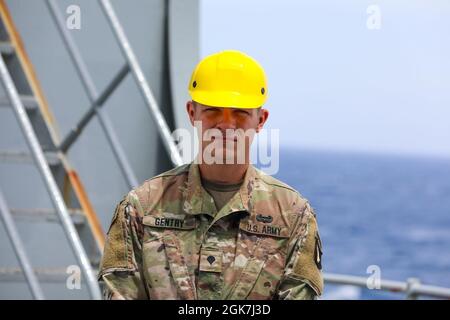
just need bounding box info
[199,249,222,273]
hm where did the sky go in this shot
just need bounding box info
[200,0,450,158]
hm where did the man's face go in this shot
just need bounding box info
[186,101,269,164]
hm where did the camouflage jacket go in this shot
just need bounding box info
[98,162,323,300]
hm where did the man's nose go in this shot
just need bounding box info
[216,109,236,130]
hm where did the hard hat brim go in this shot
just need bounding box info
[189,90,265,109]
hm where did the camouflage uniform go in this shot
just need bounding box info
[98,162,323,300]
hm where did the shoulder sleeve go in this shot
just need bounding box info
[97,192,149,299]
[277,202,324,299]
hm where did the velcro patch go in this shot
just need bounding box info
[291,215,324,296]
[98,199,135,278]
[239,219,289,238]
[143,214,196,230]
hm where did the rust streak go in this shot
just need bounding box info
[0,0,60,143]
[68,170,105,250]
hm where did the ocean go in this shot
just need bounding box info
[270,148,450,299]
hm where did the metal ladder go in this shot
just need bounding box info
[0,0,102,299]
[45,0,183,182]
[0,0,182,299]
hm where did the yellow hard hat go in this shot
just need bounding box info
[188,50,267,109]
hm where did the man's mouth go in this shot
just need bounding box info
[211,136,238,142]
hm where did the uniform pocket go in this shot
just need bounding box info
[141,214,197,299]
[246,249,286,299]
[162,234,197,299]
[227,256,266,300]
[226,224,289,300]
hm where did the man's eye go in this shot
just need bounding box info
[236,109,249,115]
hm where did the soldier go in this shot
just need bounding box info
[98,50,323,300]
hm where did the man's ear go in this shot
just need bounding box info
[186,100,196,126]
[256,108,269,133]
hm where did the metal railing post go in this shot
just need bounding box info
[324,272,450,300]
[99,0,183,167]
[406,277,420,300]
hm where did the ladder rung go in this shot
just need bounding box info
[10,207,86,226]
[0,41,14,55]
[0,150,60,165]
[0,94,38,110]
[0,267,97,283]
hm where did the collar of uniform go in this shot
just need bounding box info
[209,164,258,228]
[183,162,216,216]
[183,162,258,218]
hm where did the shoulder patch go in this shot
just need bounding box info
[98,197,136,278]
[291,214,324,296]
